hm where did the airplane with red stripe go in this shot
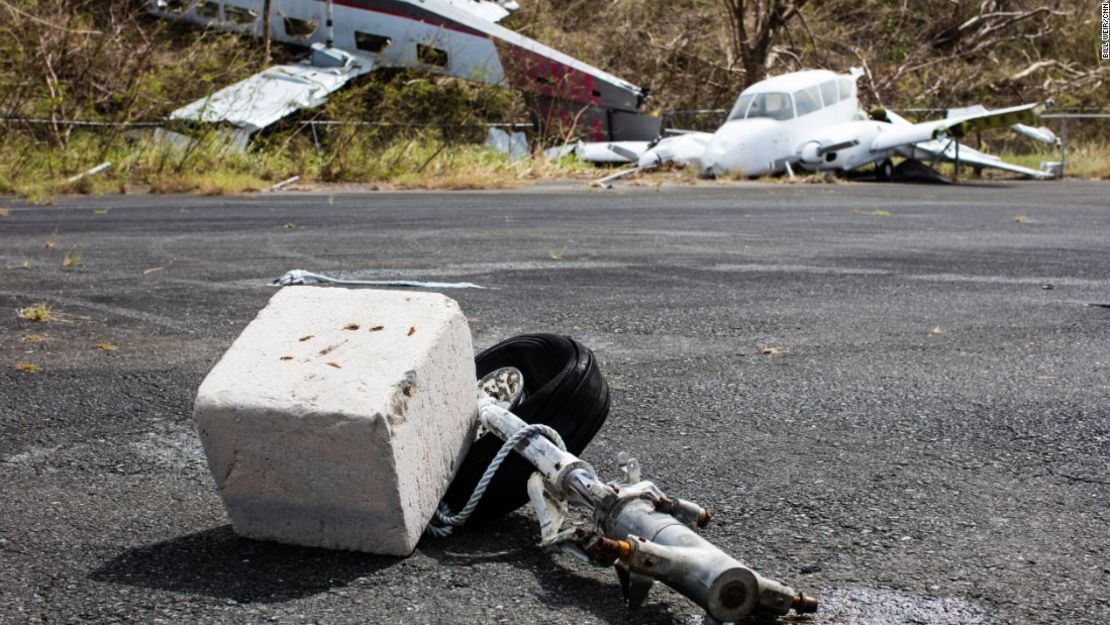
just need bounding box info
[149,0,659,142]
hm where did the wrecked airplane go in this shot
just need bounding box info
[581,68,1057,181]
[148,0,660,145]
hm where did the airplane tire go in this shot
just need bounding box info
[441,334,611,525]
[876,159,895,182]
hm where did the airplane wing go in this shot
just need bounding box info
[896,141,1052,179]
[870,103,1042,152]
[169,45,373,143]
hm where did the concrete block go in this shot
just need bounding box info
[193,287,476,555]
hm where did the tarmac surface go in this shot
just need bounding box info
[1,181,1107,625]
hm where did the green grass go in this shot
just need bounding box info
[0,127,599,200]
[995,143,1110,180]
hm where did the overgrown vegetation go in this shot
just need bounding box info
[0,0,1106,198]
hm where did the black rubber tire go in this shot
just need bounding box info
[876,158,895,182]
[442,334,610,524]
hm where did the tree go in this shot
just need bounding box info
[718,0,809,87]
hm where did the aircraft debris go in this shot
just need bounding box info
[485,128,529,160]
[428,366,820,622]
[272,269,487,289]
[168,44,372,147]
[67,162,112,184]
[581,68,1054,182]
[148,0,659,144]
[269,176,301,191]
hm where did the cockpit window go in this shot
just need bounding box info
[819,80,838,107]
[838,78,856,101]
[727,94,754,122]
[793,86,822,116]
[744,92,794,120]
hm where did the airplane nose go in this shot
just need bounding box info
[700,120,777,177]
[702,134,743,175]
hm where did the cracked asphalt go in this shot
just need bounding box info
[1,181,1107,625]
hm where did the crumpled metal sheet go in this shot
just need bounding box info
[169,45,373,135]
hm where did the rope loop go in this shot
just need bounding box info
[426,423,565,537]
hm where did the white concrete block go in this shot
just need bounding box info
[193,287,476,555]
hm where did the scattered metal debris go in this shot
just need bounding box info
[272,269,487,289]
[428,366,819,622]
[269,176,301,191]
[147,0,657,144]
[485,128,529,160]
[67,162,112,183]
[168,45,372,148]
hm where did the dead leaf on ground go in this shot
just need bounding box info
[760,346,786,355]
[407,326,417,336]
[343,323,360,331]
[0,208,9,217]
[547,248,563,261]
[280,356,293,361]
[369,325,384,332]
[869,210,891,217]
[25,334,45,342]
[931,326,945,335]
[95,342,118,351]
[319,345,336,356]
[283,222,297,229]
[62,252,81,268]
[143,266,164,275]
[1013,215,1027,223]
[43,239,56,250]
[15,363,40,373]
[326,361,341,369]
[298,335,314,342]
[19,260,30,269]
[93,209,109,216]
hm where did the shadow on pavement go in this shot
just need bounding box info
[90,525,401,603]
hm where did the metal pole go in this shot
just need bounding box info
[1060,118,1067,179]
[325,0,334,48]
[954,139,959,182]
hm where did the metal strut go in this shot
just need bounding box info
[468,367,819,623]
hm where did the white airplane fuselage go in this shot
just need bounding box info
[699,69,893,177]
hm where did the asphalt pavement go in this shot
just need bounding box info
[1,180,1107,625]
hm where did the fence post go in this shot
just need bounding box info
[1059,118,1067,179]
[262,0,272,63]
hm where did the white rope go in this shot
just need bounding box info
[426,423,566,537]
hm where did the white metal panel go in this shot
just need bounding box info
[169,46,373,134]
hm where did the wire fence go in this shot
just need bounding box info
[0,117,533,130]
[3,110,1106,177]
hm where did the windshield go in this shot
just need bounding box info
[743,92,794,120]
[727,94,754,122]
